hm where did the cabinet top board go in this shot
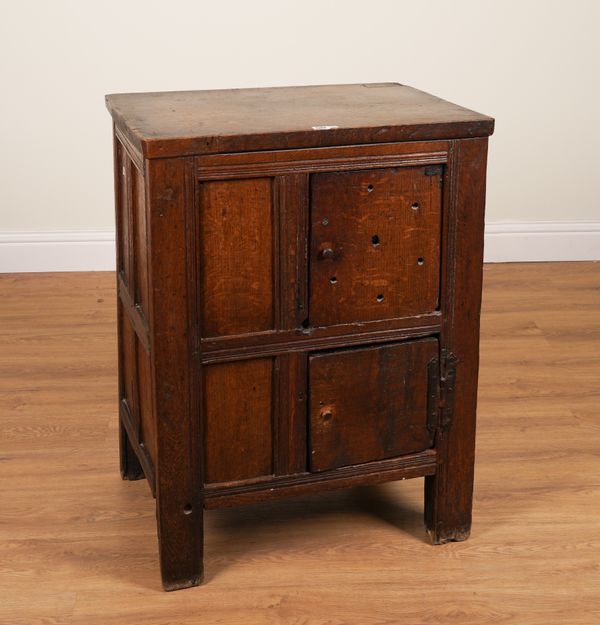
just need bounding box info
[106,82,494,159]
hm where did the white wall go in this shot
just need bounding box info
[1,0,599,270]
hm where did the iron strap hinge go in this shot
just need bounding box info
[427,351,459,434]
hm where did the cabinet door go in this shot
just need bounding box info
[309,166,442,327]
[308,338,437,472]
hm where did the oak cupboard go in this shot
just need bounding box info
[106,83,494,590]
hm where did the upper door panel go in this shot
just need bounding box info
[309,166,442,327]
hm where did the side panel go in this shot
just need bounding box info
[114,134,156,469]
[115,139,133,288]
[120,305,138,430]
[137,338,157,464]
[132,164,150,316]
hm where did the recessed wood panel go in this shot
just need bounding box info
[309,338,437,472]
[309,166,442,326]
[203,358,274,483]
[120,308,137,422]
[131,164,150,317]
[199,178,274,338]
[137,339,156,464]
[116,142,132,287]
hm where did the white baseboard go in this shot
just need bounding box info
[0,231,116,273]
[484,221,600,262]
[0,221,598,272]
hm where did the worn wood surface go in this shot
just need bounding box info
[425,137,488,543]
[203,358,274,483]
[1,263,598,622]
[199,178,275,337]
[105,83,494,158]
[145,157,203,590]
[112,117,489,588]
[308,339,437,471]
[309,165,442,326]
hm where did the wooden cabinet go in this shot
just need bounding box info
[106,83,494,590]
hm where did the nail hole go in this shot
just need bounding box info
[367,184,374,193]
[183,503,193,515]
[330,276,337,284]
[376,294,385,302]
[371,234,380,247]
[417,257,425,265]
[411,202,420,210]
[301,319,310,329]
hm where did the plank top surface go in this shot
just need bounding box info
[106,83,494,157]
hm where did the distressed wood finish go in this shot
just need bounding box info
[145,157,203,590]
[106,83,493,157]
[425,137,489,543]
[309,166,442,326]
[309,339,438,472]
[106,83,494,590]
[199,178,275,337]
[203,358,274,483]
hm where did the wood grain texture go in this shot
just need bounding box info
[203,358,274,483]
[425,138,487,543]
[108,89,492,592]
[145,157,203,590]
[309,339,437,471]
[199,177,275,337]
[309,166,442,326]
[108,100,492,588]
[273,351,308,476]
[131,163,150,317]
[1,263,599,622]
[278,174,309,330]
[105,83,494,158]
[113,135,155,476]
[195,140,449,179]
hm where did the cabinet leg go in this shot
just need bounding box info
[424,433,474,544]
[156,498,204,591]
[119,418,144,480]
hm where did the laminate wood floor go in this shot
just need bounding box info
[1,262,599,624]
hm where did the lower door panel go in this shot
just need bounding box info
[308,338,438,472]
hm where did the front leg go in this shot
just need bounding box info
[425,137,488,545]
[157,493,204,591]
[147,156,204,590]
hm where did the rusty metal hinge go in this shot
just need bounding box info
[427,356,440,433]
[427,351,458,435]
[439,350,458,432]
